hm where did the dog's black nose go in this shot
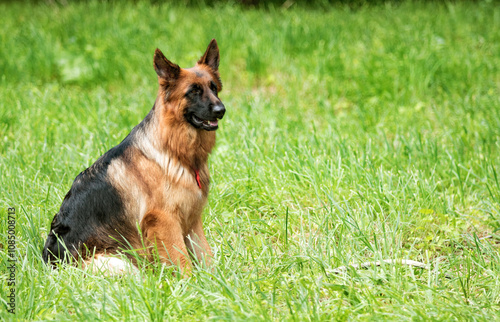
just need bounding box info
[212,104,225,119]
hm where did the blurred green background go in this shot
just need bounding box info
[0,1,499,320]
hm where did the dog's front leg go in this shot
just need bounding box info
[141,211,192,275]
[185,217,212,267]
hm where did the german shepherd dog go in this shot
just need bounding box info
[42,39,225,275]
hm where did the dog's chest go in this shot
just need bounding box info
[107,152,207,227]
[166,179,207,225]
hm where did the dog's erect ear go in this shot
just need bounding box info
[154,49,180,81]
[198,39,220,72]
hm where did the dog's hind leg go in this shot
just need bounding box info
[86,254,139,276]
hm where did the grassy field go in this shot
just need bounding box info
[1,0,499,320]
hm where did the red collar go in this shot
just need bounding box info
[194,169,202,189]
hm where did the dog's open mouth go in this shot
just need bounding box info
[192,115,219,131]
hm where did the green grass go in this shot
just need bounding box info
[1,0,500,320]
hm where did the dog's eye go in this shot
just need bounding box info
[210,82,218,94]
[188,85,202,96]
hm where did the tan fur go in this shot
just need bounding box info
[43,40,223,277]
[104,59,220,274]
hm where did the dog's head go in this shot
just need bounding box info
[153,39,225,131]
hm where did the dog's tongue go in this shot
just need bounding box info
[202,119,219,127]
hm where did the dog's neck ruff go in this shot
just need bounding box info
[194,169,202,189]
